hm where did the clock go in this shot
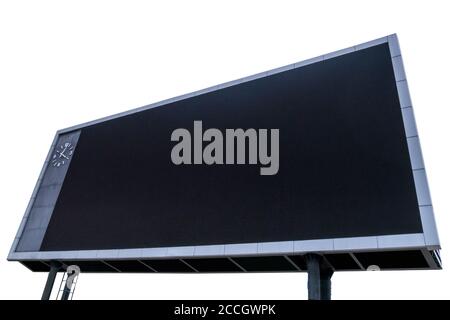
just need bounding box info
[51,142,74,167]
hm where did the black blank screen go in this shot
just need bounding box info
[41,43,422,251]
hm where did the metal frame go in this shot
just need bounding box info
[8,34,440,267]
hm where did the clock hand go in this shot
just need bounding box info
[56,150,70,160]
[59,146,68,156]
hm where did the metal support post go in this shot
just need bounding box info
[306,254,333,300]
[41,261,60,300]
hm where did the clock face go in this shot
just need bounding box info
[51,142,74,167]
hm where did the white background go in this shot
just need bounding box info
[0,0,449,300]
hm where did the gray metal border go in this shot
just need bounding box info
[387,34,440,248]
[8,132,60,259]
[13,131,81,252]
[9,233,432,262]
[8,34,440,264]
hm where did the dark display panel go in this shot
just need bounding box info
[41,43,422,251]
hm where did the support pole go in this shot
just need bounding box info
[306,254,321,300]
[61,265,80,300]
[61,282,71,301]
[320,268,333,300]
[306,254,333,300]
[41,261,60,300]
